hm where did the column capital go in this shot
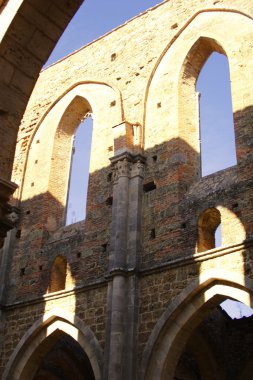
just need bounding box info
[110,152,146,182]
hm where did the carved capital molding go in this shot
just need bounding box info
[131,157,145,179]
[110,152,146,183]
[112,157,131,182]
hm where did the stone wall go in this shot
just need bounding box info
[1,1,253,379]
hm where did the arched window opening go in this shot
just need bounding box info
[197,208,221,252]
[196,52,237,176]
[49,255,67,293]
[66,114,93,226]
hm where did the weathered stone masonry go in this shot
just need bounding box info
[1,0,253,379]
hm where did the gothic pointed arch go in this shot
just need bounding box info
[141,271,253,380]
[3,311,103,380]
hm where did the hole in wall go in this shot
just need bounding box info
[150,228,156,240]
[16,229,21,239]
[106,196,113,206]
[143,181,156,193]
[101,243,108,253]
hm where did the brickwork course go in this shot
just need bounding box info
[0,0,253,379]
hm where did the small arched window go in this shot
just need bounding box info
[196,52,237,176]
[197,208,221,252]
[49,255,67,293]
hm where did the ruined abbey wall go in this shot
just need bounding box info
[1,1,253,379]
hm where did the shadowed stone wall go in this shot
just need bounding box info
[1,1,253,379]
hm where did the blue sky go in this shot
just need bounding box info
[196,52,236,176]
[45,0,160,67]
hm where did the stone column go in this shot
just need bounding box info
[104,122,145,380]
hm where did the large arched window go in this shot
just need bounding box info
[177,37,237,185]
[47,95,93,227]
[66,114,93,225]
[196,52,237,176]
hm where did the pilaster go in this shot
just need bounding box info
[104,122,145,380]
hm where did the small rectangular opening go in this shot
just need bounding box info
[150,228,156,240]
[143,181,156,193]
[106,196,113,206]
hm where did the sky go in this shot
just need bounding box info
[46,0,251,318]
[45,0,160,67]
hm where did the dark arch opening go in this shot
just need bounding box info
[196,52,237,176]
[26,331,95,380]
[174,302,253,380]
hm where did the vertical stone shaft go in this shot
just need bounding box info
[124,160,145,378]
[108,158,130,379]
[106,152,145,380]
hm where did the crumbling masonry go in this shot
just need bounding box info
[1,1,253,379]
